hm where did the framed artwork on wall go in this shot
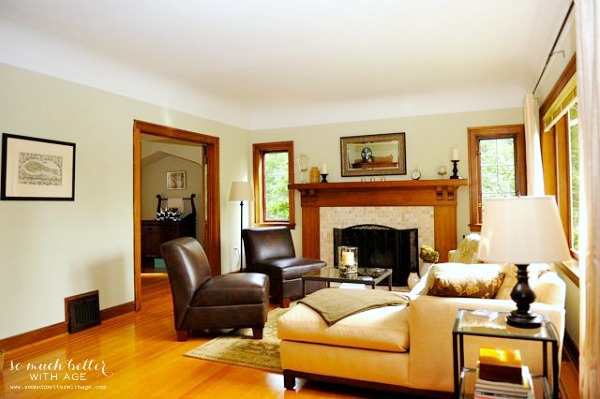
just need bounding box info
[340,132,406,177]
[166,170,186,190]
[1,133,76,201]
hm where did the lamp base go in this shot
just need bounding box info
[507,263,541,329]
[506,311,542,328]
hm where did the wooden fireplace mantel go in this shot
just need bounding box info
[289,179,468,263]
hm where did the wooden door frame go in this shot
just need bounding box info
[133,120,221,311]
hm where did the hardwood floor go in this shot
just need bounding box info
[1,273,579,398]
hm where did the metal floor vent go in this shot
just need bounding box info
[65,290,101,334]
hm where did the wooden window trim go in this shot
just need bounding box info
[540,54,579,285]
[252,141,296,229]
[467,124,527,231]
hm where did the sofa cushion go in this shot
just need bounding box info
[494,263,553,300]
[426,263,505,299]
[278,300,410,353]
[255,257,326,280]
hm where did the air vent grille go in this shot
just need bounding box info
[65,290,100,334]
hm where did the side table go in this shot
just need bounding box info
[452,308,559,399]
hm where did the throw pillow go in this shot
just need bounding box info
[426,263,505,299]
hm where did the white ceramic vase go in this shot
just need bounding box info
[407,272,420,289]
[420,262,434,278]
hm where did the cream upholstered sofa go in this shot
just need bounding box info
[277,262,566,397]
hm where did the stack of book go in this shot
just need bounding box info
[475,346,534,399]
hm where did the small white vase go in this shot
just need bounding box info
[407,272,420,289]
[420,262,434,278]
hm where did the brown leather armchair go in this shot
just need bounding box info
[242,227,326,308]
[161,237,269,341]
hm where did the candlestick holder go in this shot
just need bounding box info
[320,173,329,183]
[450,160,460,179]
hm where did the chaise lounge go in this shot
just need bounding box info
[278,262,566,397]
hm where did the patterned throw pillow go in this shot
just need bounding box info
[426,263,505,299]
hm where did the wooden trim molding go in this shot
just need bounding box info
[540,54,577,120]
[133,120,221,311]
[467,124,526,231]
[289,179,468,263]
[0,302,134,351]
[252,141,295,228]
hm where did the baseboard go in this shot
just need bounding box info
[0,301,135,351]
[563,330,579,370]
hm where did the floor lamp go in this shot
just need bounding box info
[229,182,254,272]
[477,196,571,328]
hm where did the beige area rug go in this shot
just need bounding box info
[184,308,287,373]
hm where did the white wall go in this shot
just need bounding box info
[0,63,248,339]
[250,108,524,251]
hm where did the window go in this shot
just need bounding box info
[252,141,295,228]
[568,105,580,252]
[467,125,527,231]
[540,55,579,261]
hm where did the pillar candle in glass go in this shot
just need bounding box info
[337,246,358,274]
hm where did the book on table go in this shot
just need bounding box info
[478,346,523,384]
[475,365,534,399]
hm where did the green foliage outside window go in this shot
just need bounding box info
[480,138,516,213]
[569,105,580,251]
[264,152,290,221]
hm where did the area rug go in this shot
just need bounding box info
[184,307,287,373]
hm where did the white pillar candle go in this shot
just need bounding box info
[452,148,459,161]
[341,251,355,265]
[321,163,328,174]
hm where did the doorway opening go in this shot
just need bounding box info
[133,120,220,311]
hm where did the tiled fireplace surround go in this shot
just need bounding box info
[319,206,434,269]
[289,180,468,275]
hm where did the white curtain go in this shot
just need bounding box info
[523,93,545,195]
[576,0,600,397]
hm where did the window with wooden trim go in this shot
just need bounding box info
[467,125,527,231]
[540,56,579,259]
[252,141,295,228]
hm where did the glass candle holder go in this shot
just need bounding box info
[338,246,358,275]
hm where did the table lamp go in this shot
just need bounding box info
[229,181,254,271]
[477,196,570,328]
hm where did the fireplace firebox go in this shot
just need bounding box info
[333,224,418,287]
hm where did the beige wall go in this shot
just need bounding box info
[0,63,248,339]
[250,108,524,252]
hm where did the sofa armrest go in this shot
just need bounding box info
[408,295,565,393]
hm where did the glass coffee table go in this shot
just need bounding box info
[302,266,393,295]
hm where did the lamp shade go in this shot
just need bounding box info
[229,181,254,202]
[477,196,571,264]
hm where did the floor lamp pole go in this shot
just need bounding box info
[239,200,244,272]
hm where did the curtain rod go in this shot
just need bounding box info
[532,1,575,94]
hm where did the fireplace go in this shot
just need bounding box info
[333,224,418,286]
[289,180,467,266]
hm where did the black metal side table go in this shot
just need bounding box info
[452,308,559,399]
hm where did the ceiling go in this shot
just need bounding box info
[0,0,573,129]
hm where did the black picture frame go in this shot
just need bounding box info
[1,133,76,201]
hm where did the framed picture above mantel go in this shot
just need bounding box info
[340,132,406,177]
